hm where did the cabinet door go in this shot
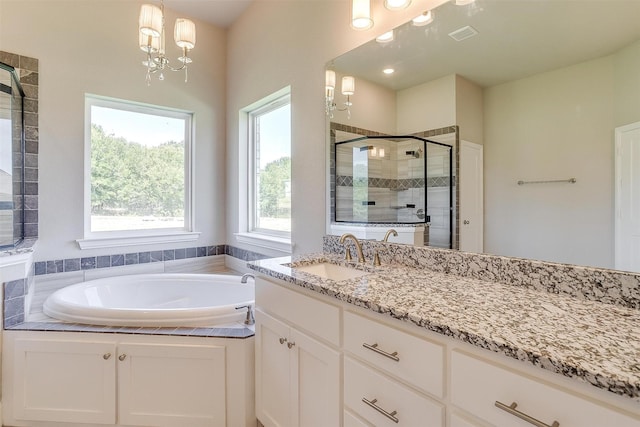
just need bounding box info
[290,328,341,427]
[117,342,226,427]
[12,338,116,424]
[256,310,292,427]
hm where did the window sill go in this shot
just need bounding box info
[76,232,201,250]
[234,232,292,254]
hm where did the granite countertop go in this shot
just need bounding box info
[248,253,640,401]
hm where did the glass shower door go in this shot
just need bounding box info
[426,141,453,249]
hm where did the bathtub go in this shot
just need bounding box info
[42,273,255,327]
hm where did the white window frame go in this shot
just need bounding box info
[77,94,199,249]
[236,87,292,254]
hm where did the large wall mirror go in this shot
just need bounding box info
[326,0,640,272]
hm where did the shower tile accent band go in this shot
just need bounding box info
[336,175,451,189]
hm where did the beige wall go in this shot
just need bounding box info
[483,55,615,267]
[484,39,640,269]
[0,1,227,261]
[614,39,640,128]
[455,75,483,145]
[331,71,397,135]
[396,74,456,134]
[227,0,448,256]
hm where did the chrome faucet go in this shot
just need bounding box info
[235,305,255,325]
[339,233,366,263]
[240,273,255,283]
[383,229,398,242]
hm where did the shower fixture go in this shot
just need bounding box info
[405,148,422,158]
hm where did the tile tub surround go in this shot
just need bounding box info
[324,235,640,310]
[3,245,267,337]
[248,253,640,400]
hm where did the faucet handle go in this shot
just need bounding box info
[345,247,353,262]
[373,251,381,266]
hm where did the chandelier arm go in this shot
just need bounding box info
[164,61,187,72]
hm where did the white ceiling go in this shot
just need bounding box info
[332,0,640,90]
[163,0,254,29]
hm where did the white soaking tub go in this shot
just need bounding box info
[42,273,255,327]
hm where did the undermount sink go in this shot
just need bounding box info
[292,262,369,281]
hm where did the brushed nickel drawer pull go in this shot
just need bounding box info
[363,342,400,362]
[495,401,559,427]
[362,397,399,423]
[279,337,287,345]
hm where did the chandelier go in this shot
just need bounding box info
[138,1,196,85]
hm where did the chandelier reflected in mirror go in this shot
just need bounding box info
[138,1,196,85]
[326,70,356,119]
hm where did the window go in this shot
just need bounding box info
[244,92,291,246]
[80,95,195,247]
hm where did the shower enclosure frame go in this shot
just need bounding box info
[333,134,453,248]
[0,61,26,249]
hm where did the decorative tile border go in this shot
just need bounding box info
[32,244,251,276]
[323,235,640,310]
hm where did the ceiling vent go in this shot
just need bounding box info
[448,25,478,42]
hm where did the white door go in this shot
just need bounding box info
[117,342,226,427]
[615,121,640,272]
[460,141,484,252]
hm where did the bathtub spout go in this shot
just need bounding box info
[240,273,255,284]
[235,305,255,325]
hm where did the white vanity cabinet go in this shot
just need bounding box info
[450,351,640,427]
[255,278,341,427]
[3,330,255,427]
[343,310,445,426]
[255,274,640,427]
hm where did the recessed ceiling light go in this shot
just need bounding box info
[412,11,433,27]
[376,30,394,44]
[383,68,395,75]
[384,0,411,10]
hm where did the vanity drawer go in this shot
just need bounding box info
[344,357,444,427]
[344,410,372,427]
[343,310,444,397]
[255,277,340,346]
[451,351,640,427]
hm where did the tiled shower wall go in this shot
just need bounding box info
[0,50,39,241]
[330,122,459,248]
